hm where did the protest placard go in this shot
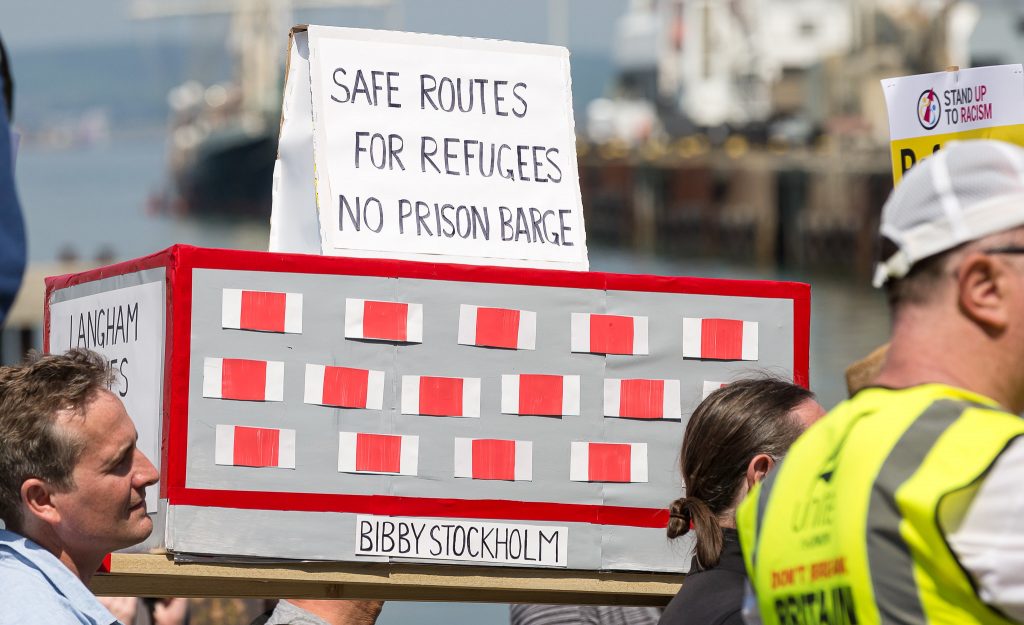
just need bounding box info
[882,64,1024,184]
[46,245,809,574]
[271,26,588,270]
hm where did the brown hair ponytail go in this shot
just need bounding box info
[668,496,723,569]
[667,377,813,568]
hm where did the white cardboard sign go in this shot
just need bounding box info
[880,64,1024,183]
[49,281,166,512]
[881,64,1024,141]
[271,25,588,270]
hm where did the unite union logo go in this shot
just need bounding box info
[917,88,941,130]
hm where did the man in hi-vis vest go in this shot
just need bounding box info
[738,139,1024,625]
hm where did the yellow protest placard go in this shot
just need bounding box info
[882,65,1024,184]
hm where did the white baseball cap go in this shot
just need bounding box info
[874,139,1024,287]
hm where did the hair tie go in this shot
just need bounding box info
[669,502,693,535]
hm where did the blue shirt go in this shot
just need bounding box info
[0,63,26,326]
[0,529,118,625]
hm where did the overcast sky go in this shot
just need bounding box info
[0,0,628,54]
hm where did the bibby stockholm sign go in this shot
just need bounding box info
[355,515,568,567]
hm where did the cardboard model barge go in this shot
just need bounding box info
[44,245,808,572]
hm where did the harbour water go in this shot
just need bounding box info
[13,133,890,622]
[16,133,271,263]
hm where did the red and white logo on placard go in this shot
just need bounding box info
[500,374,579,416]
[222,288,302,334]
[454,438,532,481]
[570,442,648,483]
[603,379,681,420]
[917,88,941,130]
[570,313,648,355]
[401,375,481,417]
[216,425,295,468]
[304,364,385,409]
[338,432,418,475]
[345,298,423,343]
[702,380,728,399]
[683,318,758,361]
[203,357,284,402]
[458,304,536,350]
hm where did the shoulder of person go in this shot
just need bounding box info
[962,402,1024,421]
[257,601,333,625]
[590,605,661,625]
[511,604,659,625]
[661,592,742,625]
[717,609,745,625]
[0,552,68,594]
[248,611,273,625]
[0,565,96,623]
[660,568,745,625]
[510,603,586,625]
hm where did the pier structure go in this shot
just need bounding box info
[579,139,892,277]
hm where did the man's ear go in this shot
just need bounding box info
[958,252,1010,332]
[746,453,776,491]
[21,479,61,526]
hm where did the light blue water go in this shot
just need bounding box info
[15,134,273,262]
[12,134,890,621]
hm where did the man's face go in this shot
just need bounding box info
[49,390,158,557]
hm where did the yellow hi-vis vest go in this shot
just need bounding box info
[737,384,1024,625]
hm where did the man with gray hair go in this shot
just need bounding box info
[0,349,159,624]
[738,139,1024,624]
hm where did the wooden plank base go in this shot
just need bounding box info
[90,554,684,605]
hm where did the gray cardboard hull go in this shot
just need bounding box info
[45,247,806,573]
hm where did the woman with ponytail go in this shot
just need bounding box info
[659,378,824,625]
